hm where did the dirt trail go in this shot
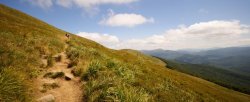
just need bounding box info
[35,51,83,102]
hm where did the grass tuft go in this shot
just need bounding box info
[71,66,85,77]
[43,72,65,79]
[82,61,102,81]
[0,69,30,102]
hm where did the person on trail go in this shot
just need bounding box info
[65,33,70,39]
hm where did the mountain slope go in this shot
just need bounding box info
[156,58,250,94]
[143,47,250,76]
[0,4,250,102]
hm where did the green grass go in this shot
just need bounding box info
[0,4,65,101]
[63,34,250,102]
[82,61,102,80]
[65,41,152,101]
[71,66,85,77]
[0,69,30,102]
[83,65,150,102]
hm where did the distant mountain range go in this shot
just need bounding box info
[156,58,250,94]
[142,47,250,94]
[142,47,250,76]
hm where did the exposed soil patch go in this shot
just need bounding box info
[34,51,83,102]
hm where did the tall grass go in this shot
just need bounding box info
[66,37,209,102]
[84,70,150,102]
[71,65,85,77]
[82,61,102,80]
[66,39,152,101]
[0,68,30,102]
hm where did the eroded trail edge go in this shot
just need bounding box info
[34,45,83,102]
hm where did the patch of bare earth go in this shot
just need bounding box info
[34,52,83,102]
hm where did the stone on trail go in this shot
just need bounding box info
[37,94,55,102]
[65,74,73,81]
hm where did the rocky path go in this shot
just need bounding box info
[35,51,83,102]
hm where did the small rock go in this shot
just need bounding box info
[65,76,71,81]
[37,94,55,102]
[65,73,73,81]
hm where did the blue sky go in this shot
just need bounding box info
[1,0,250,50]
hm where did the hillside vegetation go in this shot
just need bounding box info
[142,47,250,76]
[156,58,250,94]
[0,4,250,102]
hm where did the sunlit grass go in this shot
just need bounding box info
[0,68,30,102]
[0,4,65,101]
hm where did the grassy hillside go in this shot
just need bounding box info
[156,58,250,94]
[0,3,66,101]
[0,4,250,102]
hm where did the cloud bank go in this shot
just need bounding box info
[78,20,250,50]
[26,0,138,12]
[99,10,154,27]
[77,32,120,48]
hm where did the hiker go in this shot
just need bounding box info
[65,33,70,39]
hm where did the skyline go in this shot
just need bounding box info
[1,0,250,50]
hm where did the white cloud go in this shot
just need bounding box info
[72,0,138,9]
[56,0,73,8]
[26,0,138,12]
[77,32,120,49]
[77,20,250,50]
[27,0,53,9]
[115,20,250,50]
[99,10,154,27]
